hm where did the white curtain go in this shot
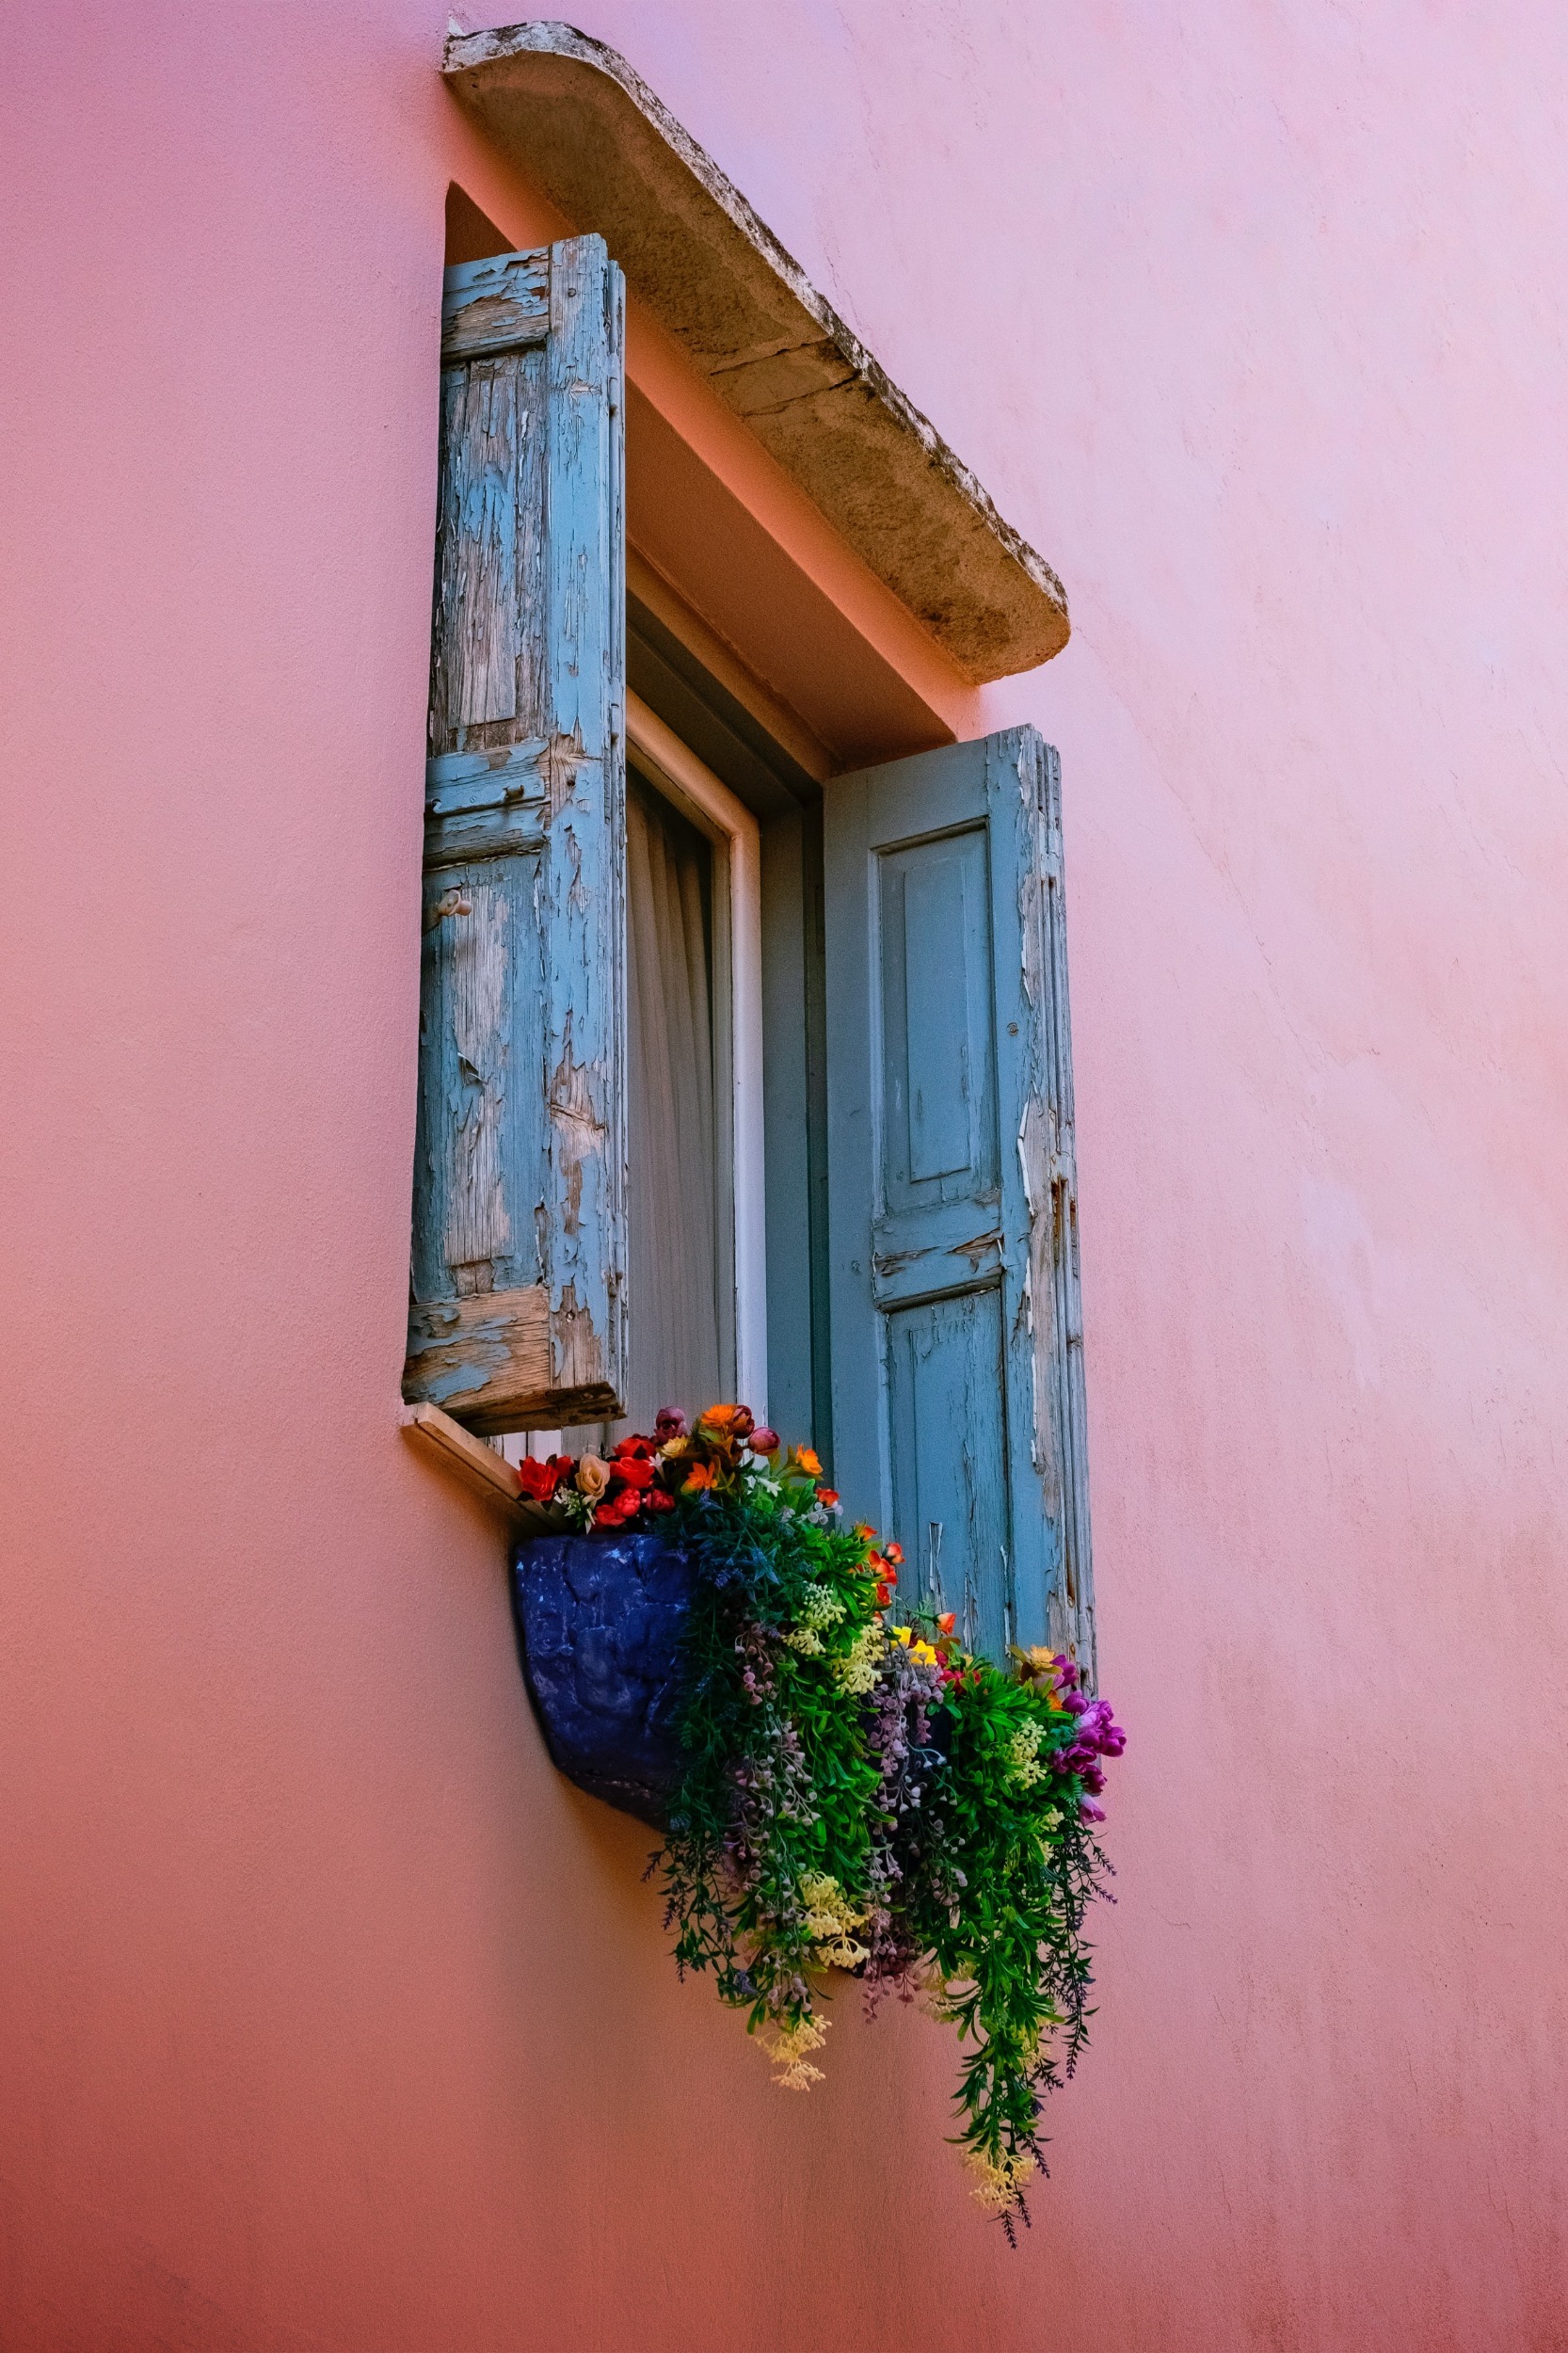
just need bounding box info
[623,774,723,1433]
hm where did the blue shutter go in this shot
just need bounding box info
[403,240,627,1433]
[824,728,1094,1673]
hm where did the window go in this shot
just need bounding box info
[405,219,1092,1670]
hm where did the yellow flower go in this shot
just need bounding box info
[836,1622,883,1694]
[909,1640,938,1667]
[965,2147,1038,2216]
[799,1874,870,1972]
[1008,1719,1048,1787]
[756,2012,829,2090]
[891,1625,913,1646]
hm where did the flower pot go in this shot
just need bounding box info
[510,1530,692,1825]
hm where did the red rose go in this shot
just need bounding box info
[612,1433,656,1462]
[517,1455,569,1501]
[612,1456,655,1490]
[644,1487,676,1513]
[594,1489,641,1529]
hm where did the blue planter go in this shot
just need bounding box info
[510,1530,693,1825]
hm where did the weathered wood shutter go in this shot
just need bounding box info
[403,239,627,1433]
[824,728,1094,1673]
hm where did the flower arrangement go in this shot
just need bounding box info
[512,1402,1124,2236]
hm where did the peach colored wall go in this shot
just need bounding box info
[4,5,1567,2349]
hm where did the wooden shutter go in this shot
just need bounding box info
[403,239,627,1433]
[824,727,1094,1673]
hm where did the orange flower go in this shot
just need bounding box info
[696,1402,754,1442]
[936,1612,956,1637]
[884,1542,904,1567]
[816,1487,840,1508]
[680,1462,714,1494]
[792,1447,823,1478]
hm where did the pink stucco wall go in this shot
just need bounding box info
[4,5,1566,2346]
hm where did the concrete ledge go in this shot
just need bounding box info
[442,21,1070,685]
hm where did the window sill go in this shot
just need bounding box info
[401,1401,524,1523]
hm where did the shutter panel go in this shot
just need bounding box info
[403,240,628,1433]
[824,727,1094,1674]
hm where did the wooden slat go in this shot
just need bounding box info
[536,234,628,1411]
[400,1401,523,1516]
[440,249,551,361]
[405,1281,617,1433]
[1017,737,1096,1680]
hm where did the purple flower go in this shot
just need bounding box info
[1079,1798,1106,1823]
[655,1406,688,1441]
[1078,1700,1127,1755]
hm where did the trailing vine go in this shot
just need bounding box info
[516,1403,1125,2232]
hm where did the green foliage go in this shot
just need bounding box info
[893,1645,1112,2227]
[653,1464,1122,2224]
[656,1465,886,2079]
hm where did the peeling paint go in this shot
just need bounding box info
[407,233,628,1433]
[550,1278,605,1393]
[543,725,585,825]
